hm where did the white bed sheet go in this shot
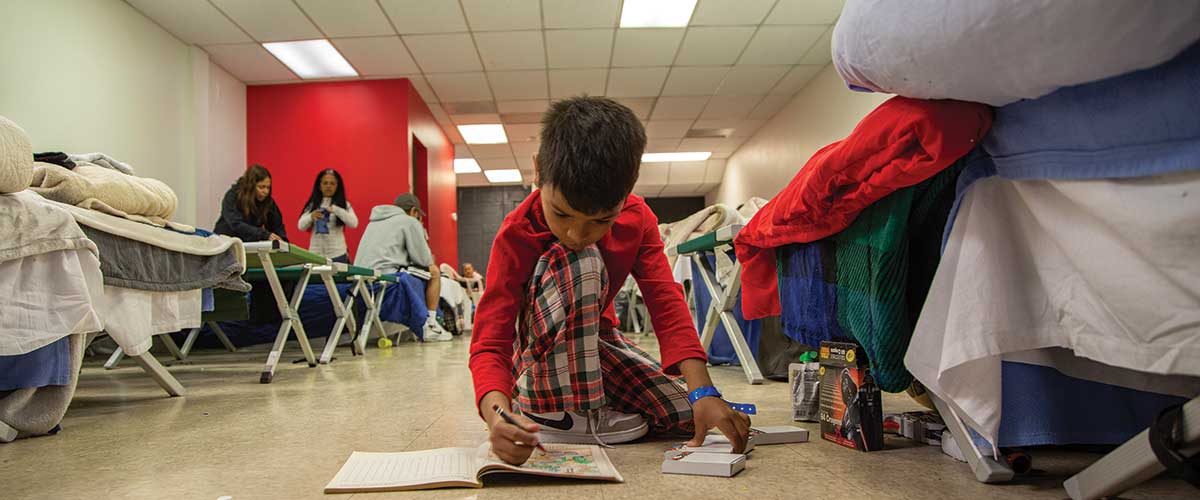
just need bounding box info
[0,249,104,355]
[94,286,202,356]
[907,171,1200,446]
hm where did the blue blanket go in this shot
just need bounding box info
[691,255,760,365]
[189,274,429,348]
[970,362,1186,449]
[0,337,71,391]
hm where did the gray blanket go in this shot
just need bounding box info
[0,334,83,441]
[81,226,250,292]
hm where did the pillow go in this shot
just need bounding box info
[0,115,33,194]
[831,0,1200,106]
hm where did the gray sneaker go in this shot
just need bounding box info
[521,408,649,446]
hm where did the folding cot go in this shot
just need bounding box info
[673,224,763,385]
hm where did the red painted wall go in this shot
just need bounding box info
[246,79,456,265]
[407,86,458,267]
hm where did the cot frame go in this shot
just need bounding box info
[674,224,763,385]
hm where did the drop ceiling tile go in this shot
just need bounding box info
[457,172,489,186]
[639,163,669,184]
[645,138,682,153]
[661,66,731,96]
[612,97,655,119]
[799,26,835,65]
[331,37,419,76]
[426,101,450,121]
[126,0,250,45]
[651,96,709,120]
[612,29,685,67]
[478,156,518,170]
[645,120,694,139]
[210,0,320,42]
[766,0,845,25]
[405,75,440,103]
[468,143,515,159]
[714,135,747,153]
[710,151,732,159]
[441,101,498,114]
[678,137,725,151]
[717,65,788,96]
[444,127,465,143]
[542,0,620,28]
[606,67,668,98]
[732,119,766,137]
[689,0,775,26]
[460,0,541,31]
[633,184,664,197]
[739,26,826,65]
[549,69,607,98]
[546,29,614,69]
[771,65,822,95]
[504,123,542,142]
[454,146,474,159]
[475,31,546,70]
[204,44,296,82]
[511,142,541,158]
[749,95,791,119]
[516,155,537,171]
[498,100,551,113]
[704,159,728,183]
[404,33,482,73]
[486,71,549,100]
[700,96,760,120]
[674,27,756,66]
[426,72,492,102]
[380,0,467,34]
[451,113,501,125]
[691,119,740,130]
[295,0,392,37]
[658,184,704,196]
[669,161,707,183]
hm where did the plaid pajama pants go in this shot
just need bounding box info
[513,243,694,435]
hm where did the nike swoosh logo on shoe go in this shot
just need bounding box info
[524,412,574,431]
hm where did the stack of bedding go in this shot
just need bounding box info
[813,0,1200,451]
[0,116,103,441]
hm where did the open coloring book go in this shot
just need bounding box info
[325,443,624,493]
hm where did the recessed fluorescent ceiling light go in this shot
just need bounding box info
[642,152,712,163]
[262,39,357,79]
[458,124,508,144]
[454,159,482,173]
[484,169,523,183]
[620,0,698,28]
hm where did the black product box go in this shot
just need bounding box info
[818,341,883,451]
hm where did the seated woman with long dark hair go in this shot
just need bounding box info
[214,164,287,242]
[297,168,358,262]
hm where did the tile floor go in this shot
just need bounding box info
[0,333,1192,499]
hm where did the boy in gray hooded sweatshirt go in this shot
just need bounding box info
[355,193,451,342]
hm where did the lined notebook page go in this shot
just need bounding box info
[326,448,479,490]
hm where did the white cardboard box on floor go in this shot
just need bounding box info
[666,434,756,458]
[749,426,810,445]
[661,452,746,477]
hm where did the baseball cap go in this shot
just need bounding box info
[393,193,425,216]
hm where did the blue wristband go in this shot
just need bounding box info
[687,386,757,415]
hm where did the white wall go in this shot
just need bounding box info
[0,0,246,227]
[709,65,890,206]
[196,59,248,229]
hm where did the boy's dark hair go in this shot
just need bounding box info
[538,96,646,214]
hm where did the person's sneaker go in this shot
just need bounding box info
[422,319,452,342]
[520,408,649,446]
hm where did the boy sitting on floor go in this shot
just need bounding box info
[356,193,451,342]
[470,97,752,465]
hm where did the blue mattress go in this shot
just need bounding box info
[0,337,72,391]
[690,255,760,366]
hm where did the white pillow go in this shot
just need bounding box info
[831,0,1200,106]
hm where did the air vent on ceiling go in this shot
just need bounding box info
[441,101,497,114]
[500,112,544,124]
[686,128,734,139]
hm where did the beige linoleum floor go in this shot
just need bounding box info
[1,332,1192,500]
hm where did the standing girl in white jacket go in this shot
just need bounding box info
[298,169,358,262]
